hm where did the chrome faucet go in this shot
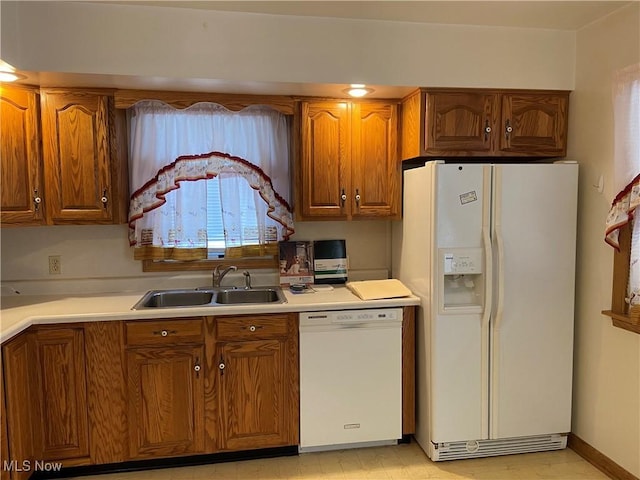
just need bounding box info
[213,265,237,287]
[243,270,252,289]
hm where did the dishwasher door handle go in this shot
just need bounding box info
[331,321,368,328]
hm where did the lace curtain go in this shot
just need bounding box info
[605,63,640,303]
[128,101,294,260]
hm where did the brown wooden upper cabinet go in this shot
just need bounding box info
[298,100,400,220]
[0,85,45,225]
[1,86,127,226]
[40,89,117,224]
[400,88,569,158]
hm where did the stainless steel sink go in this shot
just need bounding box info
[132,287,285,309]
[133,289,215,309]
[214,288,284,305]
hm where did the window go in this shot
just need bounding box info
[205,177,271,255]
[604,63,640,333]
[127,101,294,269]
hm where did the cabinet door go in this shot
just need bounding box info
[424,91,498,155]
[2,333,37,480]
[0,85,44,225]
[85,322,128,465]
[217,339,292,450]
[1,352,9,480]
[127,346,204,459]
[499,92,569,156]
[33,328,89,461]
[351,102,400,218]
[299,101,351,219]
[40,90,114,223]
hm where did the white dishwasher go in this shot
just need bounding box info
[299,308,403,452]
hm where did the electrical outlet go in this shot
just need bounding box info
[48,255,61,275]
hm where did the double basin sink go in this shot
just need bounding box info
[132,286,286,310]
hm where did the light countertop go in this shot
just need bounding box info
[0,286,420,344]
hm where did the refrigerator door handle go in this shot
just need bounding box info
[482,225,493,329]
[493,221,505,331]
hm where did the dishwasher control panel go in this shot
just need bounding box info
[300,308,403,326]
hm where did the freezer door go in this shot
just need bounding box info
[490,163,578,439]
[435,164,486,250]
[428,163,492,444]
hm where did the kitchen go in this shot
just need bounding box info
[0,1,639,479]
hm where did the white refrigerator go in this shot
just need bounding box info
[392,161,578,461]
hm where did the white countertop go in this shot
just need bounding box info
[0,286,420,344]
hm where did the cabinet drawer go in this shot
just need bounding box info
[216,315,290,341]
[125,318,204,346]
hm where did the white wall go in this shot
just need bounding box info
[0,221,391,295]
[0,0,578,296]
[1,1,576,90]
[569,3,640,477]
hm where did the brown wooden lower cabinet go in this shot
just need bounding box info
[85,321,128,466]
[126,345,205,459]
[402,305,416,435]
[33,328,90,462]
[214,314,299,451]
[1,352,9,480]
[2,333,36,480]
[1,308,415,472]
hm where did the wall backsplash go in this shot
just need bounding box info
[0,221,391,296]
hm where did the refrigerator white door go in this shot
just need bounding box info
[430,164,491,443]
[490,163,578,439]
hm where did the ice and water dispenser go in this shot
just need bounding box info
[439,248,484,313]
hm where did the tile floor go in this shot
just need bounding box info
[70,442,608,480]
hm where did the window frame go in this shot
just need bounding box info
[603,222,639,333]
[118,90,295,273]
[601,64,640,334]
[142,257,277,273]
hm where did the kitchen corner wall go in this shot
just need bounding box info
[570,3,640,477]
[0,221,391,295]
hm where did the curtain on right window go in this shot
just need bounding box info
[605,63,640,306]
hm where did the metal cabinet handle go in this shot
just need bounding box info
[355,189,361,207]
[33,190,42,211]
[340,188,347,207]
[248,325,263,332]
[219,362,225,371]
[101,189,108,208]
[484,120,492,141]
[505,120,513,140]
[153,329,177,337]
[194,358,201,378]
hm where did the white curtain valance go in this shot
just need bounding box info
[605,62,640,304]
[127,101,293,259]
[605,63,640,250]
[605,174,640,250]
[128,151,294,246]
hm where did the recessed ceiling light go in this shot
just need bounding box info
[343,84,374,97]
[0,59,26,82]
[0,71,25,82]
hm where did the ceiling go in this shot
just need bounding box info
[100,1,632,30]
[14,1,635,97]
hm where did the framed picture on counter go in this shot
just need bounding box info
[278,241,314,285]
